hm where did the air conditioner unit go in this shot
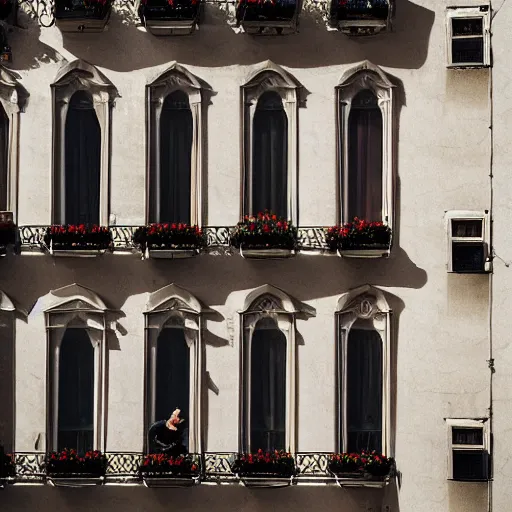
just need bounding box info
[447,419,489,481]
[446,5,490,68]
[446,210,491,273]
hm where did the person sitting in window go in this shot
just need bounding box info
[148,408,189,456]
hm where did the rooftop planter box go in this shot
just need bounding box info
[328,451,394,488]
[231,212,297,259]
[43,225,112,257]
[329,0,393,36]
[139,454,200,487]
[0,446,15,487]
[46,449,107,487]
[326,218,391,259]
[133,223,206,259]
[236,0,301,35]
[232,450,297,487]
[138,0,201,36]
[55,0,113,32]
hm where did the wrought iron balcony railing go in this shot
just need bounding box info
[4,452,336,484]
[17,225,331,254]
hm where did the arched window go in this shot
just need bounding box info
[52,60,117,226]
[336,285,391,455]
[337,61,394,226]
[250,92,288,218]
[239,284,315,453]
[64,91,101,225]
[347,90,383,221]
[44,284,111,452]
[147,64,208,226]
[145,284,205,454]
[153,91,193,224]
[57,328,94,452]
[242,61,303,223]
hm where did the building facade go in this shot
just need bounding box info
[0,0,507,511]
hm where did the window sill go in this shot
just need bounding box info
[142,475,200,488]
[239,248,296,259]
[48,248,108,258]
[332,474,391,488]
[144,19,197,36]
[337,248,390,259]
[47,476,104,487]
[144,248,200,260]
[237,475,295,488]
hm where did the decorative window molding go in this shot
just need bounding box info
[336,284,391,455]
[0,66,28,222]
[51,60,118,225]
[241,61,304,224]
[0,289,19,452]
[144,283,208,454]
[43,284,111,452]
[336,61,395,227]
[146,63,210,226]
[238,284,315,453]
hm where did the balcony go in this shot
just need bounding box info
[2,452,395,487]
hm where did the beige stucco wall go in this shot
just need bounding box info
[1,1,498,511]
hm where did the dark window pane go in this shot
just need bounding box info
[452,242,485,272]
[452,38,484,64]
[347,90,383,221]
[58,329,94,453]
[250,320,286,452]
[65,91,101,225]
[453,450,488,481]
[250,91,288,218]
[155,328,190,423]
[0,106,8,211]
[452,427,483,445]
[154,90,192,224]
[452,220,483,238]
[346,328,382,453]
[452,18,483,37]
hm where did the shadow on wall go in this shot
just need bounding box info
[9,0,434,72]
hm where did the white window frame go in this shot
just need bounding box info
[144,283,205,454]
[43,284,111,452]
[336,284,392,455]
[446,5,491,69]
[238,284,315,453]
[241,61,303,224]
[146,63,210,226]
[336,61,395,227]
[51,60,118,226]
[445,210,491,273]
[446,418,489,480]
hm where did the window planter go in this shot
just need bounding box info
[45,450,107,487]
[47,474,104,487]
[142,473,200,487]
[239,246,295,259]
[232,451,297,487]
[55,0,113,33]
[144,247,200,260]
[328,452,394,488]
[236,0,301,35]
[139,0,201,35]
[326,220,391,259]
[329,0,393,36]
[139,454,200,487]
[43,225,112,258]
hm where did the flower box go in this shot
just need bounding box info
[329,0,392,36]
[326,219,391,259]
[43,225,112,257]
[139,0,201,35]
[232,450,297,487]
[140,454,200,487]
[236,0,300,35]
[45,449,107,486]
[134,224,206,259]
[231,212,298,258]
[55,0,113,32]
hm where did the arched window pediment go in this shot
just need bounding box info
[42,283,108,313]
